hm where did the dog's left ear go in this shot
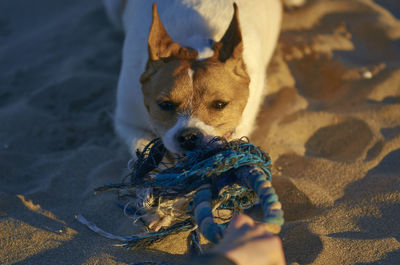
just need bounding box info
[213,3,243,62]
[141,3,198,83]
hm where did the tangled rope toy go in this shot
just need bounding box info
[79,137,284,251]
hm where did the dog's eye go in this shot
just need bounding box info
[158,100,177,111]
[211,100,229,110]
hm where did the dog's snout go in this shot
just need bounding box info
[176,128,204,151]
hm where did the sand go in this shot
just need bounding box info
[0,0,399,264]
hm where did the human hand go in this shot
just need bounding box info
[212,214,286,265]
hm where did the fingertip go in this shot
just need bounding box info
[228,214,255,229]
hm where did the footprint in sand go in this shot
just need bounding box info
[305,118,373,162]
[282,222,323,265]
[273,176,316,222]
[244,175,316,223]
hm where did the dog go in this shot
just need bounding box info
[105,0,282,156]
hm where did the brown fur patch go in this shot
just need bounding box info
[141,3,250,138]
[142,57,250,137]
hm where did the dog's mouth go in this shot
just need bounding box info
[197,128,236,146]
[160,114,236,155]
[180,129,235,151]
[223,130,234,140]
[163,129,235,155]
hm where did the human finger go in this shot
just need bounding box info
[227,214,256,230]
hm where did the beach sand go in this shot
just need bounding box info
[1,0,399,264]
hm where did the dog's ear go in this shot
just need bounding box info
[212,4,248,80]
[213,3,243,62]
[141,3,197,83]
[147,3,197,61]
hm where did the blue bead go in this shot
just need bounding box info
[262,194,279,211]
[263,215,285,226]
[202,222,223,244]
[194,188,212,205]
[195,205,213,226]
[259,187,277,201]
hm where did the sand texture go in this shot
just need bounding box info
[1,0,399,264]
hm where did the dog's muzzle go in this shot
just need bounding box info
[175,127,204,151]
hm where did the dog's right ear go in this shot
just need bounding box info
[141,3,197,83]
[147,3,197,61]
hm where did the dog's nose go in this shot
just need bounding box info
[176,127,204,151]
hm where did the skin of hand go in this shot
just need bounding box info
[212,214,286,265]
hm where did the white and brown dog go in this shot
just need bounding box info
[105,0,283,155]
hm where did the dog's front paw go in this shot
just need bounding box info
[127,138,152,169]
[132,138,152,156]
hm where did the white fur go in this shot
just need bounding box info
[197,47,214,60]
[163,116,217,154]
[162,116,187,154]
[187,117,217,136]
[188,68,194,84]
[107,0,282,154]
[283,0,306,8]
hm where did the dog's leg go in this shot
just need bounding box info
[114,120,153,156]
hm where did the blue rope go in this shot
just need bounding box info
[94,137,283,248]
[132,138,272,192]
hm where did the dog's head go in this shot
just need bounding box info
[140,3,250,154]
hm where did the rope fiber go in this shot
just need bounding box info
[81,137,284,250]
